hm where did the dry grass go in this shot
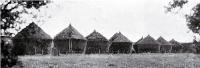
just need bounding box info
[19,53,200,68]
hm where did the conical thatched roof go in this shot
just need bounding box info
[135,37,143,44]
[111,32,132,42]
[54,24,86,40]
[157,36,172,45]
[137,35,160,45]
[13,22,51,39]
[86,30,108,41]
[169,39,182,46]
[109,32,119,41]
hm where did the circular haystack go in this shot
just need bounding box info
[54,24,86,40]
[134,37,143,53]
[157,36,172,53]
[109,32,120,41]
[54,24,87,54]
[136,35,160,53]
[86,30,109,54]
[169,39,184,53]
[181,43,197,53]
[109,32,132,54]
[13,22,52,55]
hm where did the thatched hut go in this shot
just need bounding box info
[136,35,160,53]
[54,24,87,54]
[85,30,109,54]
[133,37,143,53]
[181,43,197,53]
[157,36,172,53]
[12,22,52,55]
[169,39,183,53]
[109,32,120,41]
[109,32,132,54]
[194,42,200,53]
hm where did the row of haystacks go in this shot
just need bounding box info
[11,23,199,55]
[134,35,197,53]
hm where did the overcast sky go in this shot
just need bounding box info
[12,0,200,42]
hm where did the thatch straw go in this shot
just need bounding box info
[54,24,86,40]
[135,37,143,44]
[169,39,182,46]
[137,35,160,45]
[13,22,51,39]
[109,32,119,41]
[111,32,131,42]
[86,30,108,41]
[157,36,172,45]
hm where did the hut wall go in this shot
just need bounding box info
[196,45,200,53]
[109,42,132,54]
[12,39,51,55]
[137,44,160,53]
[182,44,197,53]
[71,39,87,53]
[133,45,139,53]
[54,39,87,54]
[85,41,109,54]
[171,45,183,53]
[53,40,68,54]
[160,45,172,53]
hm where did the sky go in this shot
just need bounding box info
[6,0,200,42]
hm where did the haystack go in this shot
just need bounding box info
[194,42,200,53]
[136,35,160,53]
[12,22,52,55]
[54,24,87,54]
[169,39,183,53]
[181,43,197,53]
[85,30,109,54]
[157,36,172,53]
[134,37,143,53]
[109,32,132,54]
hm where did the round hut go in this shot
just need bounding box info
[136,35,160,53]
[169,39,183,53]
[109,32,132,54]
[194,42,200,53]
[157,36,172,53]
[181,43,197,53]
[134,37,143,53]
[12,22,52,55]
[54,24,87,54]
[85,30,109,54]
[109,32,119,42]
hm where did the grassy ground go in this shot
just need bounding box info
[19,53,200,68]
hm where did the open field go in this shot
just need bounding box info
[19,53,200,68]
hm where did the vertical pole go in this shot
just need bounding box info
[130,43,133,54]
[71,39,73,53]
[42,49,43,55]
[34,47,36,55]
[68,39,70,53]
[99,49,100,54]
[83,41,87,54]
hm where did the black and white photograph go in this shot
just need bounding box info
[1,0,200,68]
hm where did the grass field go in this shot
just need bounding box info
[19,53,200,68]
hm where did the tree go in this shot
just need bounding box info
[165,0,200,53]
[1,0,50,36]
[1,0,50,67]
[165,0,200,36]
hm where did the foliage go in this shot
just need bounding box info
[1,0,50,36]
[1,0,50,68]
[165,0,200,36]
